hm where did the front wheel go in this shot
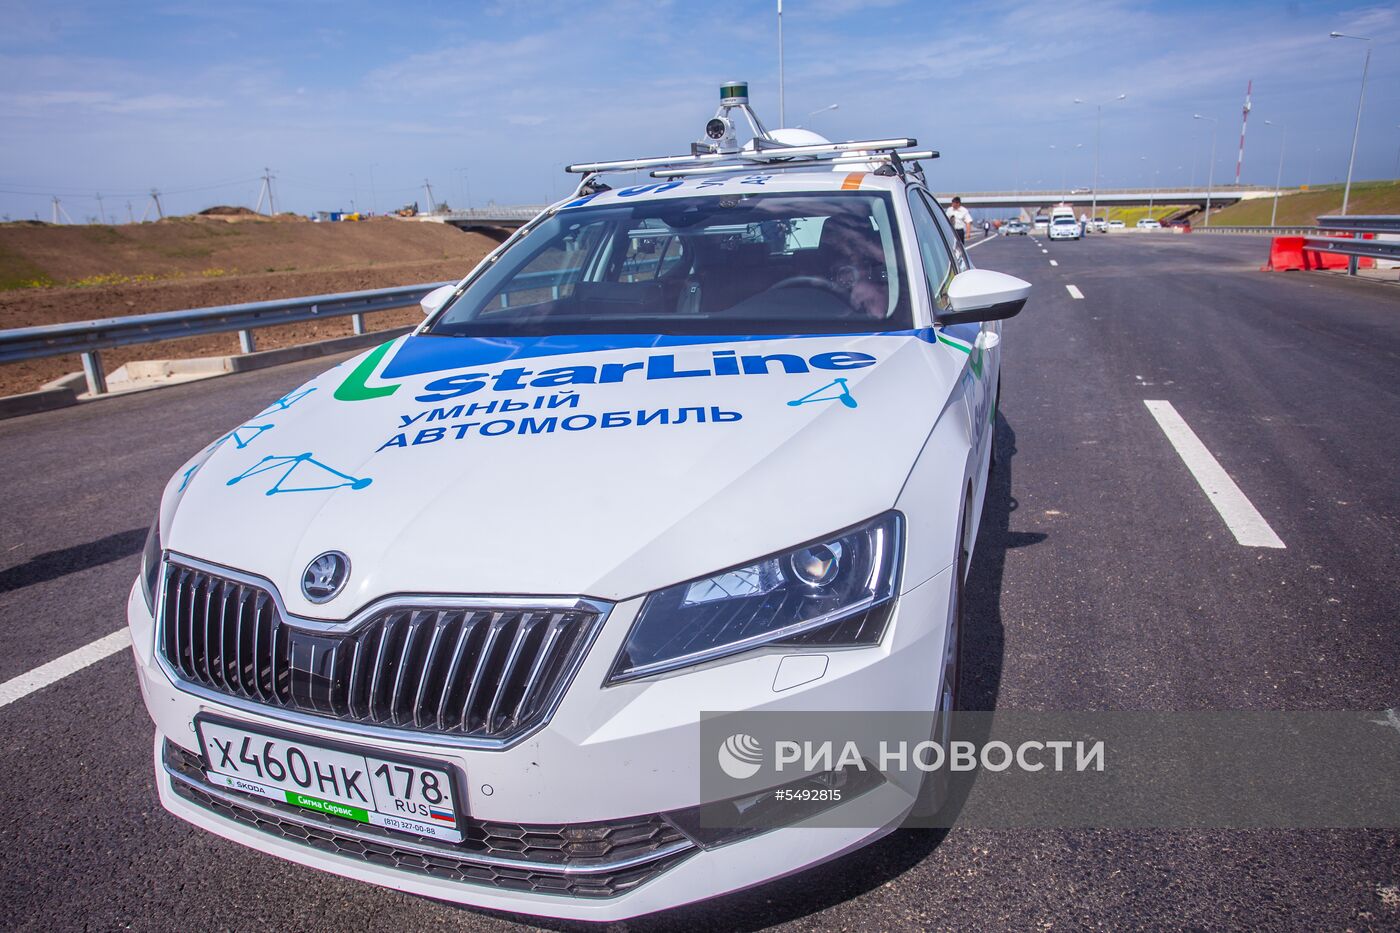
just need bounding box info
[909,508,967,819]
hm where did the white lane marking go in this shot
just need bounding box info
[1040,248,1048,254]
[965,236,994,250]
[1049,259,1059,266]
[0,629,132,710]
[1143,400,1286,549]
[1066,284,1084,299]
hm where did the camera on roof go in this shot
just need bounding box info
[705,117,732,141]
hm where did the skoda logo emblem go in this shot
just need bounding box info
[302,551,350,603]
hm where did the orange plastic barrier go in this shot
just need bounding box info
[1262,234,1376,272]
[1262,236,1305,271]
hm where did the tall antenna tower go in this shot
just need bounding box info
[423,178,437,213]
[255,167,277,215]
[1235,80,1252,185]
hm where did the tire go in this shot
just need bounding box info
[910,504,968,819]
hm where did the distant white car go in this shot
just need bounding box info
[1093,218,1108,233]
[1049,215,1081,240]
[1136,218,1162,230]
[1109,220,1125,231]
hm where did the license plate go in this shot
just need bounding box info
[195,716,463,843]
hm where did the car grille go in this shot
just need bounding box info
[163,741,695,898]
[157,559,604,743]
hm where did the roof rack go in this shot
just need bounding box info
[646,149,938,179]
[563,81,935,178]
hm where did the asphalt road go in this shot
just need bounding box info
[2,231,1398,931]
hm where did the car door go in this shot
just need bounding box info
[910,190,995,464]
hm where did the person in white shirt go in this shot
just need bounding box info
[946,196,973,245]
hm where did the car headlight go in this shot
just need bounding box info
[608,512,903,683]
[140,514,163,613]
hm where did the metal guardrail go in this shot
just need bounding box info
[1198,215,1400,275]
[1308,215,1400,274]
[0,282,452,396]
[1195,225,1320,236]
[1316,215,1400,233]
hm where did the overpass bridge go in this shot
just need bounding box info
[419,186,1278,232]
[938,186,1278,210]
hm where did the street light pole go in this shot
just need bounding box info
[1264,120,1286,226]
[1074,94,1126,223]
[777,0,785,126]
[1194,114,1219,226]
[1330,32,1372,215]
[1142,155,1157,217]
[800,103,838,129]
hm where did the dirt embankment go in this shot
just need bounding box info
[0,218,496,395]
[1203,180,1400,227]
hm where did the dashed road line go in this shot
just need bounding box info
[1143,400,1286,549]
[1066,284,1084,299]
[965,235,994,250]
[0,629,131,711]
[1040,248,1048,254]
[1049,259,1059,266]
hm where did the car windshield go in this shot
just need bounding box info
[1053,217,1076,225]
[426,191,912,338]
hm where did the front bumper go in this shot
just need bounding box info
[128,567,953,920]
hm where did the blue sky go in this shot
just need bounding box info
[2,0,1398,220]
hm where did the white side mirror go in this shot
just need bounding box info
[941,269,1031,324]
[420,284,456,316]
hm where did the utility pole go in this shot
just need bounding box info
[1235,80,1252,185]
[423,178,437,213]
[52,196,60,224]
[255,167,277,215]
[369,163,379,215]
[149,188,165,219]
[95,192,106,225]
[126,200,134,224]
[1330,32,1372,215]
[1193,115,1219,226]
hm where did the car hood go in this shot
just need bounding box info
[165,330,968,616]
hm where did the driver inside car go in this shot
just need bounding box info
[815,213,891,319]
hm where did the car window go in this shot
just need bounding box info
[921,192,968,272]
[906,191,954,309]
[428,191,913,337]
